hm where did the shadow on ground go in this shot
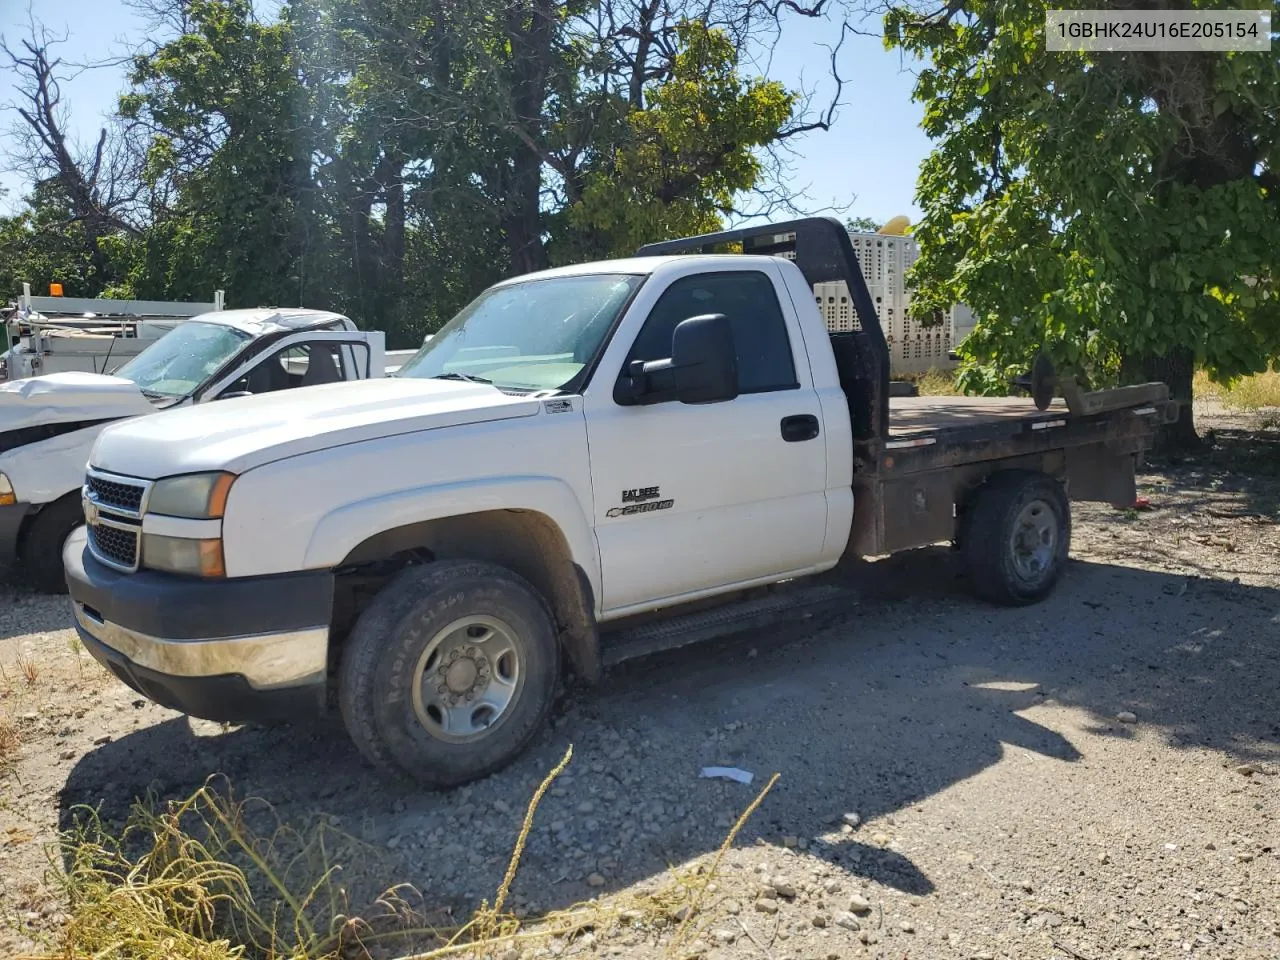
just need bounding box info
[57,543,1280,923]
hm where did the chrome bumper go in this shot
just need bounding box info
[73,602,328,690]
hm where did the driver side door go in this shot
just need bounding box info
[583,263,829,615]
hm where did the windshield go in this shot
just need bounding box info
[114,321,251,398]
[396,273,645,392]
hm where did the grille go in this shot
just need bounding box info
[87,474,146,514]
[89,523,139,570]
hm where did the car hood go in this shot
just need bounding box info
[0,372,155,433]
[89,377,543,479]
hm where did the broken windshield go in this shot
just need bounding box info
[114,321,250,399]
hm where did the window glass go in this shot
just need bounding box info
[626,271,798,393]
[396,274,645,392]
[219,341,355,396]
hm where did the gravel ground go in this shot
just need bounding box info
[2,403,1278,960]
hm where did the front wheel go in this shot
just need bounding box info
[20,497,85,594]
[338,560,561,789]
[960,471,1070,606]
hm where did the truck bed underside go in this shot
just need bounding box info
[888,395,1069,438]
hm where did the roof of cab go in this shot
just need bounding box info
[490,254,776,287]
[194,307,352,336]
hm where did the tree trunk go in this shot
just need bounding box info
[503,148,549,275]
[1120,346,1200,452]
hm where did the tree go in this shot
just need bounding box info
[845,215,881,232]
[551,21,797,261]
[887,0,1280,447]
[122,0,340,310]
[2,25,147,283]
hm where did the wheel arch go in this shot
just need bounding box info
[16,488,81,557]
[333,506,602,684]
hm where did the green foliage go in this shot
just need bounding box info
[554,21,795,261]
[845,215,882,233]
[5,0,805,347]
[886,0,1280,398]
[0,182,126,299]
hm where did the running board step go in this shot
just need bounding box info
[600,584,854,667]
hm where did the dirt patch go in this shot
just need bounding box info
[3,406,1278,959]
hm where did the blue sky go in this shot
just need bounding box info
[0,0,933,225]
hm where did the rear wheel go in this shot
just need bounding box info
[338,560,560,789]
[960,471,1070,606]
[19,497,84,594]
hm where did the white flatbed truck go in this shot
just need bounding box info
[62,218,1175,787]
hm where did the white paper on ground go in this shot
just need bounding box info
[700,766,754,785]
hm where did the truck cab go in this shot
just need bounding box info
[1,308,384,592]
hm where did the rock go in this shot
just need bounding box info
[58,748,75,760]
[825,879,841,894]
[712,928,736,944]
[755,897,780,914]
[386,836,401,850]
[811,912,829,928]
[586,873,606,887]
[501,950,520,960]
[847,894,872,914]
[834,911,862,931]
[92,733,112,745]
[768,878,798,899]
[578,801,596,814]
[1099,852,1110,864]
[725,899,742,916]
[899,920,915,933]
[1117,711,1138,724]
[842,812,861,828]
[782,835,799,849]
[1234,763,1259,776]
[872,832,891,845]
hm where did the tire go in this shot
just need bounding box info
[959,470,1070,607]
[338,559,561,789]
[19,496,85,594]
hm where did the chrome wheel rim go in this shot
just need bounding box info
[1009,498,1058,582]
[410,615,524,743]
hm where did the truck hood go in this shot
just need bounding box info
[90,377,543,479]
[0,372,155,433]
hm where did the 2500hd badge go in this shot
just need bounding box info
[606,485,674,518]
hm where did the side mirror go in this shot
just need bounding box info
[217,390,254,401]
[616,313,739,406]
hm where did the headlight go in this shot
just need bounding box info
[0,473,15,507]
[148,472,235,519]
[141,534,226,577]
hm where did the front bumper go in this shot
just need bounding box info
[0,501,33,571]
[63,528,335,722]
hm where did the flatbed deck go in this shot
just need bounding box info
[887,395,1069,437]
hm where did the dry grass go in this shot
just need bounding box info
[904,368,962,396]
[0,711,19,767]
[17,653,39,687]
[1194,369,1280,411]
[17,747,781,960]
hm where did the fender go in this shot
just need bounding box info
[303,474,602,608]
[0,422,116,506]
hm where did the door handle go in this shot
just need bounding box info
[780,414,820,442]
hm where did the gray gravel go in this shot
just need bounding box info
[2,404,1278,959]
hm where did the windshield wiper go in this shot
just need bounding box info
[432,372,493,385]
[139,389,171,400]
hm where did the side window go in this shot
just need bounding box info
[219,341,356,397]
[625,271,798,395]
